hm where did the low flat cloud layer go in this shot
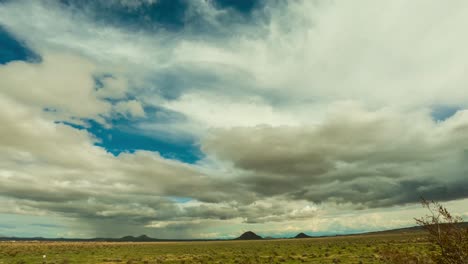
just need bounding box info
[0,0,468,238]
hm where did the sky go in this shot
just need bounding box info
[1,0,468,239]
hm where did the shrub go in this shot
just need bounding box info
[414,199,468,264]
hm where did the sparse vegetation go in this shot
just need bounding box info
[0,233,433,264]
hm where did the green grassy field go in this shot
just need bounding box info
[0,233,433,264]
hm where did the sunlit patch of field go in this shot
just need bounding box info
[0,232,433,264]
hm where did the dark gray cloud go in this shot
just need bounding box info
[202,105,468,207]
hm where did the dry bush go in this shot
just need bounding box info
[380,199,467,264]
[415,199,468,264]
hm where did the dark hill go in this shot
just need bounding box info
[235,231,262,240]
[119,235,156,241]
[294,232,312,238]
[137,235,152,241]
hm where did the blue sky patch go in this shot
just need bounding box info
[59,113,202,164]
[60,0,187,31]
[431,105,460,122]
[0,26,40,64]
[57,0,262,34]
[214,0,261,13]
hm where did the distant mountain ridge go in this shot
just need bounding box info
[363,221,468,235]
[120,235,154,241]
[0,234,161,242]
[1,222,467,242]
